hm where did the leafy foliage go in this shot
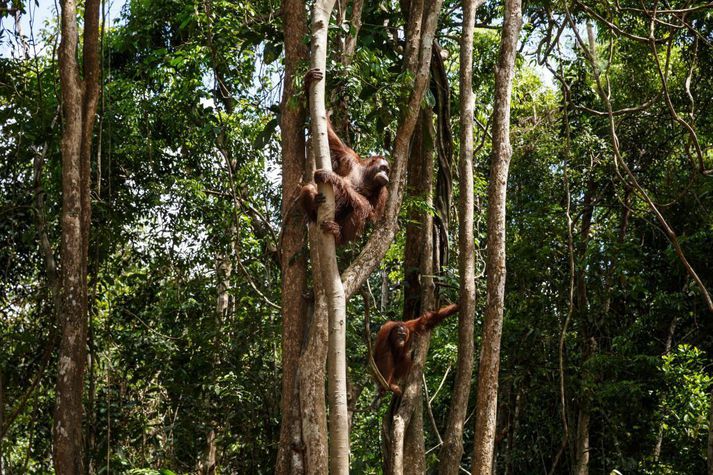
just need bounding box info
[1,0,712,473]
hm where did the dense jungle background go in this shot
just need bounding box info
[1,0,713,473]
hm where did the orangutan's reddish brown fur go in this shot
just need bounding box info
[300,68,390,245]
[373,303,459,396]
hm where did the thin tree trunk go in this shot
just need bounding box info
[573,410,590,475]
[406,193,436,473]
[381,269,389,313]
[54,0,101,472]
[402,107,433,321]
[437,0,479,472]
[342,0,363,64]
[573,179,595,475]
[708,387,713,475]
[399,106,436,474]
[504,389,522,475]
[431,42,454,273]
[80,0,101,318]
[299,220,330,474]
[400,0,424,73]
[332,0,364,140]
[197,252,231,475]
[276,0,309,472]
[402,399,426,475]
[55,2,86,468]
[383,3,445,471]
[471,0,521,473]
[653,315,678,462]
[203,429,217,475]
[307,1,348,472]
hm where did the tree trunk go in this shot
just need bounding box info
[332,0,365,141]
[298,221,330,474]
[276,0,309,472]
[402,107,433,321]
[381,269,389,313]
[430,42,453,274]
[573,179,595,475]
[437,1,479,472]
[398,105,436,474]
[471,0,521,473]
[307,2,348,472]
[653,315,678,462]
[54,0,101,473]
[707,387,713,475]
[202,429,217,475]
[573,410,590,475]
[381,5,444,474]
[197,251,232,475]
[504,389,522,475]
[402,399,426,475]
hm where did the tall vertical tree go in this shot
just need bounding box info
[397,107,436,473]
[276,0,310,472]
[380,2,445,473]
[54,0,101,472]
[438,0,479,472]
[472,0,521,472]
[306,0,348,472]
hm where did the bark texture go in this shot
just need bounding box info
[298,223,330,474]
[307,1,347,473]
[399,107,436,474]
[574,410,590,475]
[54,0,101,473]
[379,2,445,472]
[402,107,434,321]
[276,0,309,472]
[471,0,521,473]
[437,0,480,472]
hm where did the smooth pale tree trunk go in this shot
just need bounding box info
[306,1,349,473]
[54,0,101,473]
[437,1,480,473]
[471,0,521,473]
[276,0,309,472]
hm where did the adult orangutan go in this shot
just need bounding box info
[373,303,459,396]
[300,68,390,245]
